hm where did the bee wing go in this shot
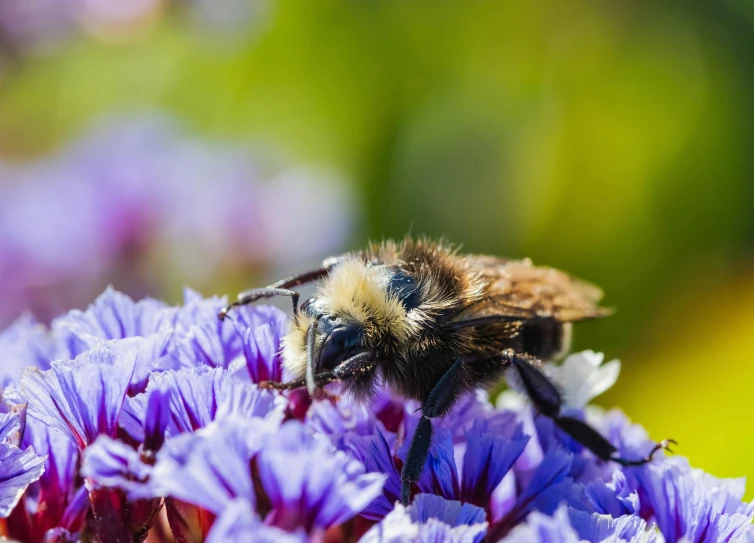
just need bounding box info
[452,257,611,324]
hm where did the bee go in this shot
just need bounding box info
[219,237,673,505]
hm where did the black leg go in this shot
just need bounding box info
[504,349,673,465]
[220,287,300,320]
[259,372,338,391]
[401,357,466,505]
[218,266,332,320]
[401,416,433,506]
[259,351,376,392]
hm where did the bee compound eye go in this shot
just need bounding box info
[318,325,362,371]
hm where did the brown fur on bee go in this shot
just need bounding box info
[281,237,609,401]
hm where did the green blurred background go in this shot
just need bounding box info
[1,1,753,491]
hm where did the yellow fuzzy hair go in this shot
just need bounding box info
[281,312,314,376]
[281,259,417,377]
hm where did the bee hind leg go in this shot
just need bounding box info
[505,349,674,466]
[401,357,466,506]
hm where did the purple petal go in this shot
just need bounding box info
[461,413,530,507]
[230,304,290,383]
[106,330,174,391]
[81,436,153,499]
[397,419,459,500]
[257,420,386,531]
[632,457,754,543]
[120,366,285,442]
[567,507,656,543]
[0,413,47,517]
[170,292,288,378]
[52,287,174,356]
[143,381,170,452]
[205,499,308,543]
[361,498,488,543]
[148,416,277,512]
[21,347,135,450]
[409,493,487,526]
[434,390,496,443]
[487,448,574,541]
[583,471,639,517]
[19,417,81,530]
[499,508,579,543]
[343,421,402,520]
[306,397,377,448]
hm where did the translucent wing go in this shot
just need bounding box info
[452,256,611,324]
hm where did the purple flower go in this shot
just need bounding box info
[9,417,85,541]
[147,415,279,510]
[344,400,530,519]
[4,269,752,543]
[51,287,175,357]
[169,289,291,383]
[119,366,285,443]
[205,499,308,543]
[361,494,488,543]
[343,420,403,519]
[0,412,46,517]
[81,436,153,496]
[486,447,579,540]
[567,507,656,543]
[21,347,135,450]
[228,303,291,383]
[256,421,386,532]
[459,413,530,508]
[632,458,754,543]
[499,508,579,543]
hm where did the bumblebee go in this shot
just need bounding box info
[219,238,672,505]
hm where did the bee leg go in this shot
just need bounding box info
[401,358,465,506]
[218,266,331,320]
[506,350,673,466]
[260,370,344,392]
[259,377,306,391]
[219,287,301,320]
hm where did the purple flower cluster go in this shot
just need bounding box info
[0,114,354,328]
[1,287,752,542]
[0,0,269,55]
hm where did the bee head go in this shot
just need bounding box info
[281,259,423,391]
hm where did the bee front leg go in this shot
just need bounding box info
[505,349,674,466]
[401,357,465,506]
[218,266,332,320]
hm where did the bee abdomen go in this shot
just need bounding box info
[519,320,571,361]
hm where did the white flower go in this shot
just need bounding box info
[497,350,621,410]
[548,350,621,409]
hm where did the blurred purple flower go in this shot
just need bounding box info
[0,114,355,328]
[0,314,55,388]
[81,436,153,497]
[0,0,271,53]
[205,499,308,543]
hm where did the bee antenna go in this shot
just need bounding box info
[305,321,318,395]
